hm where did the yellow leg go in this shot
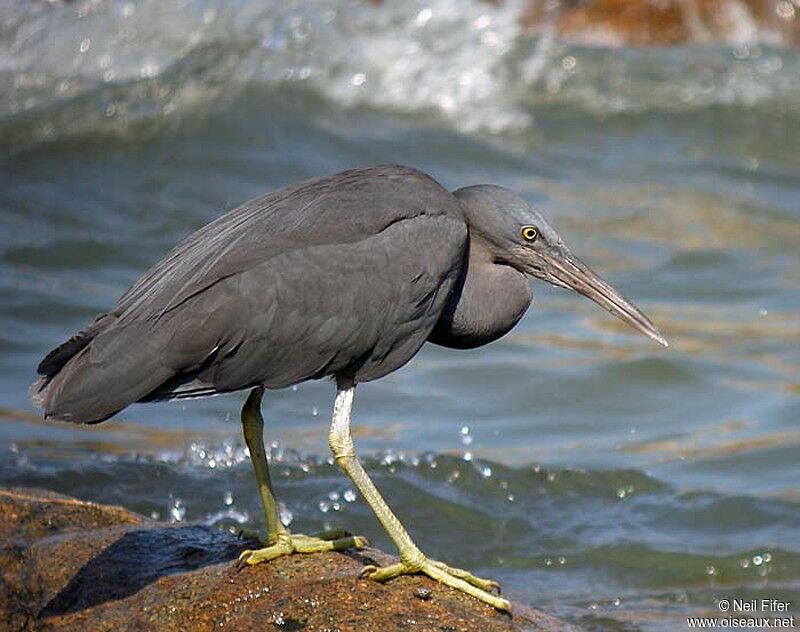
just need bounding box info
[328,377,510,612]
[238,387,368,566]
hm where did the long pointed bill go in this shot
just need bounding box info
[542,252,669,347]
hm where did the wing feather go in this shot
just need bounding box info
[34,165,467,423]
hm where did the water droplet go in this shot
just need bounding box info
[279,503,293,526]
[140,64,158,79]
[312,407,319,416]
[776,1,795,20]
[733,44,750,60]
[480,466,492,478]
[79,38,91,53]
[416,8,432,26]
[170,498,186,523]
[460,425,470,436]
[328,491,340,501]
[318,500,330,513]
[343,489,357,502]
[763,553,772,563]
[616,488,627,499]
[463,451,472,462]
[473,15,491,30]
[351,73,366,87]
[753,555,763,566]
[223,491,233,506]
[740,558,750,568]
[558,556,566,565]
[705,565,717,576]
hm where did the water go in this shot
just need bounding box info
[1,1,799,629]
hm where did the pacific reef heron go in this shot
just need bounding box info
[31,165,667,611]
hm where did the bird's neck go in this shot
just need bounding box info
[428,235,532,350]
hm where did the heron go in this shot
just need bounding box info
[31,165,667,612]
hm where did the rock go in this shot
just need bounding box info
[0,487,576,631]
[519,0,800,47]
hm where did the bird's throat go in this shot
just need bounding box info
[428,237,532,350]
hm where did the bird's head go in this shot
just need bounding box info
[454,185,668,347]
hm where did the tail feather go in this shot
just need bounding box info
[36,313,116,378]
[32,320,176,424]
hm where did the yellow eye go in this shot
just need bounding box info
[521,225,539,242]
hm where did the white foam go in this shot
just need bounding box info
[2,0,799,142]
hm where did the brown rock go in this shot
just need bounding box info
[0,487,576,632]
[518,0,800,47]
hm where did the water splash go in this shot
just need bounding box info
[5,0,798,152]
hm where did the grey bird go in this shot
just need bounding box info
[31,165,667,611]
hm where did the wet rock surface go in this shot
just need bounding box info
[521,0,800,47]
[0,487,576,631]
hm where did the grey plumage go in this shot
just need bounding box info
[32,164,666,424]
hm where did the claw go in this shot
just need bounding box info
[359,564,378,578]
[236,550,254,571]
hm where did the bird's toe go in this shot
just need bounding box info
[427,559,502,594]
[359,556,510,611]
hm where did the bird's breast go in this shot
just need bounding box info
[428,258,532,350]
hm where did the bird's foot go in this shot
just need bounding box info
[238,529,368,567]
[360,556,510,612]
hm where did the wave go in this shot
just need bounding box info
[2,0,800,152]
[2,439,798,624]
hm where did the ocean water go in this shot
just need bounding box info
[1,1,799,629]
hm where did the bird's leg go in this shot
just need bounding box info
[240,387,285,545]
[328,377,511,612]
[237,386,368,566]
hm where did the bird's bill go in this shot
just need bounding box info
[540,251,669,347]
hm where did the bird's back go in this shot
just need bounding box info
[32,166,468,423]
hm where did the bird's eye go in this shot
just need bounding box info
[521,225,539,242]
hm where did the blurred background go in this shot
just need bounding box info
[1,1,798,629]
